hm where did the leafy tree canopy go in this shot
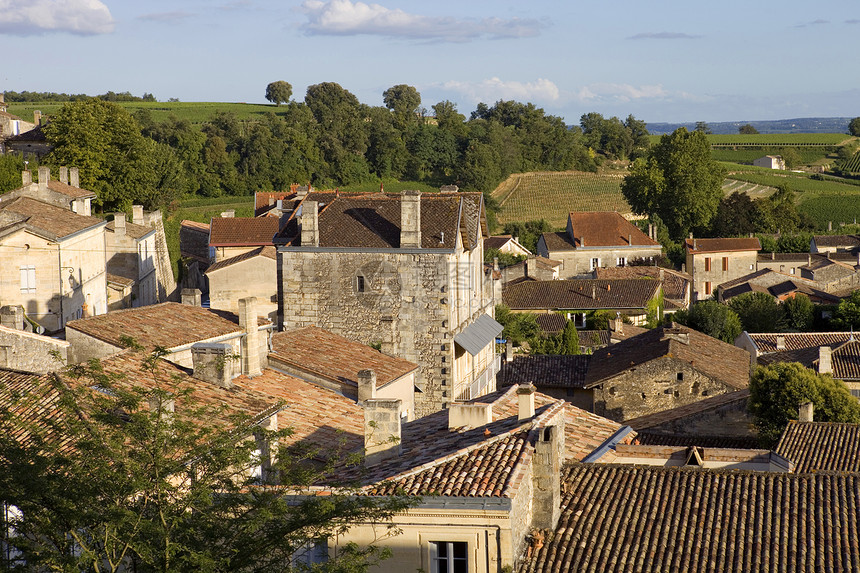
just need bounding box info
[849,117,860,137]
[728,291,786,333]
[749,362,860,444]
[673,300,742,343]
[738,123,759,134]
[265,80,293,106]
[835,289,860,329]
[783,293,814,331]
[621,128,725,240]
[495,304,539,347]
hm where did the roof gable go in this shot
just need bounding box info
[568,211,660,248]
[209,217,280,247]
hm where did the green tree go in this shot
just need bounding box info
[749,362,860,444]
[621,128,726,240]
[728,291,786,333]
[738,124,759,134]
[495,304,539,346]
[43,99,163,211]
[501,219,551,253]
[849,117,860,137]
[484,247,525,268]
[559,319,581,355]
[835,289,860,329]
[783,293,814,331]
[0,154,27,194]
[0,349,408,572]
[694,121,712,134]
[673,300,742,343]
[382,84,421,130]
[710,191,759,236]
[779,147,801,169]
[265,80,293,106]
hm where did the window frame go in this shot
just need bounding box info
[19,266,36,294]
[430,541,468,573]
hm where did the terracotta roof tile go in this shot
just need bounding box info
[46,179,95,199]
[775,420,860,473]
[533,313,567,333]
[540,231,576,252]
[568,212,659,248]
[179,220,211,262]
[498,355,591,389]
[749,331,856,353]
[684,237,761,253]
[269,326,417,388]
[634,431,761,449]
[106,219,153,240]
[595,266,690,301]
[503,279,660,311]
[519,464,860,573]
[208,217,280,246]
[66,302,258,350]
[0,196,104,239]
[813,234,860,248]
[205,246,277,274]
[585,324,750,391]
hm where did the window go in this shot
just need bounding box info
[590,257,600,270]
[722,257,729,271]
[292,540,328,567]
[19,266,35,294]
[356,275,366,293]
[677,372,684,381]
[704,257,711,272]
[431,541,468,573]
[617,257,627,267]
[704,282,712,295]
[791,268,796,275]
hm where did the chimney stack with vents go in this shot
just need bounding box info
[181,288,202,306]
[357,369,377,402]
[301,201,319,247]
[38,166,49,191]
[517,383,536,420]
[238,297,262,377]
[819,346,832,374]
[363,399,402,466]
[191,342,234,388]
[799,401,814,423]
[59,167,69,184]
[532,423,564,530]
[113,213,126,236]
[69,167,80,188]
[400,190,421,248]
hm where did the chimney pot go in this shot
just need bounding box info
[0,305,25,330]
[37,166,50,190]
[221,210,235,218]
[300,201,319,247]
[517,383,536,420]
[132,205,144,226]
[358,369,377,402]
[798,401,814,423]
[448,402,493,429]
[776,336,786,351]
[505,339,514,362]
[113,213,126,236]
[238,297,262,377]
[21,170,32,186]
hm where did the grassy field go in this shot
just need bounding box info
[7,101,284,127]
[712,147,833,165]
[491,171,629,227]
[648,133,851,147]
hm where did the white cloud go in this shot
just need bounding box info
[300,0,543,41]
[441,78,560,105]
[573,83,681,104]
[0,0,114,35]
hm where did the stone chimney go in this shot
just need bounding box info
[221,210,235,218]
[238,297,262,377]
[525,255,536,279]
[776,336,786,351]
[191,342,234,388]
[819,346,832,374]
[0,305,25,330]
[301,201,319,247]
[59,167,69,184]
[506,339,514,362]
[363,398,402,466]
[614,312,623,335]
[34,110,41,125]
[448,402,493,429]
[798,401,814,423]
[358,369,377,402]
[517,383,536,420]
[113,213,126,236]
[21,170,31,186]
[38,166,50,190]
[69,167,80,188]
[132,205,145,226]
[400,190,421,248]
[181,288,202,306]
[532,423,564,530]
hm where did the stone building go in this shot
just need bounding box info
[583,324,751,422]
[278,190,500,416]
[536,212,661,278]
[206,246,278,322]
[0,305,69,372]
[0,94,37,154]
[105,209,159,309]
[208,216,281,262]
[684,237,760,300]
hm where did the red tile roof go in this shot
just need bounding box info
[179,220,211,262]
[0,196,104,239]
[205,246,277,274]
[568,212,659,248]
[748,331,856,353]
[498,355,591,389]
[595,266,690,302]
[775,420,860,473]
[813,234,860,248]
[208,217,280,246]
[684,237,761,253]
[502,279,661,311]
[46,179,95,199]
[519,464,860,573]
[269,326,418,388]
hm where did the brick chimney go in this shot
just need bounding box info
[517,383,536,420]
[818,346,832,374]
[798,401,814,423]
[132,205,145,226]
[532,423,564,530]
[238,297,262,377]
[400,190,421,248]
[363,399,402,466]
[357,369,377,402]
[113,213,126,236]
[59,167,69,184]
[301,201,319,247]
[181,288,202,306]
[191,342,234,388]
[69,167,80,188]
[38,166,50,191]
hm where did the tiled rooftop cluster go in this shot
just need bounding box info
[775,420,860,473]
[503,279,661,311]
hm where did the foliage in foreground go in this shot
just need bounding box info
[0,349,409,572]
[673,300,742,343]
[749,362,860,445]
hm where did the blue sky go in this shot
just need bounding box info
[2,0,858,124]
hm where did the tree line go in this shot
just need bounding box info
[2,90,157,102]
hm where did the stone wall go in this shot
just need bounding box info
[687,250,757,300]
[593,356,740,422]
[65,328,122,365]
[538,246,662,278]
[208,256,277,323]
[0,324,69,373]
[638,395,754,437]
